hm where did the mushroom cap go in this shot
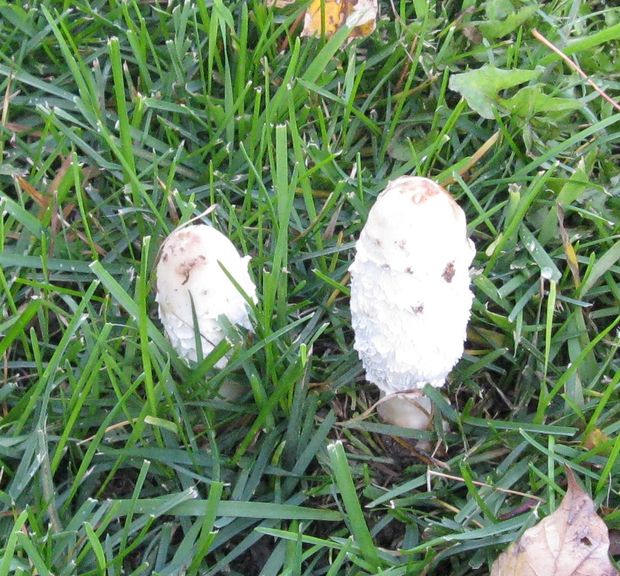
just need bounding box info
[156,224,257,367]
[350,176,475,394]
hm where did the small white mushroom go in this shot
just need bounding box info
[156,224,257,369]
[350,176,475,429]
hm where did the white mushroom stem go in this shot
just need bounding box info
[156,224,257,372]
[350,176,475,429]
[377,391,435,431]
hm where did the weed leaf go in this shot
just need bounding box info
[449,65,540,119]
[500,85,581,118]
[478,5,537,40]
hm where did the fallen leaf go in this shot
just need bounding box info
[301,0,377,40]
[491,469,618,576]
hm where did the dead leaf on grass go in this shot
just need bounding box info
[491,469,618,576]
[300,0,377,40]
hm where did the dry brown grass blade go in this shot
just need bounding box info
[4,122,41,136]
[279,10,305,52]
[440,131,500,186]
[47,155,74,196]
[428,470,545,502]
[326,269,349,308]
[15,176,49,209]
[1,72,12,132]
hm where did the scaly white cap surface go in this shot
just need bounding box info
[156,224,257,368]
[350,176,475,396]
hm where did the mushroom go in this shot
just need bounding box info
[156,224,257,371]
[350,176,475,429]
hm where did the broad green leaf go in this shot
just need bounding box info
[449,65,540,119]
[485,0,515,20]
[479,5,537,39]
[500,85,581,117]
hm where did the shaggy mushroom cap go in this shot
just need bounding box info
[350,176,475,396]
[156,224,257,368]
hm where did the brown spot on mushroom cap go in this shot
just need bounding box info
[405,178,441,204]
[390,177,464,222]
[442,261,455,283]
[177,255,207,285]
[165,229,202,253]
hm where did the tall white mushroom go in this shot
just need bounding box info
[156,224,257,371]
[350,176,475,429]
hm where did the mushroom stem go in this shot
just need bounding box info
[377,391,435,431]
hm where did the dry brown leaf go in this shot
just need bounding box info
[491,469,618,576]
[300,0,377,40]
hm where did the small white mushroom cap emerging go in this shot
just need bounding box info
[350,176,475,427]
[156,224,257,368]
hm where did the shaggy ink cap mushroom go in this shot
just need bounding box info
[350,176,475,428]
[156,224,257,369]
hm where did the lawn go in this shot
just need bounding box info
[0,1,619,574]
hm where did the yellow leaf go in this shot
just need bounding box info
[557,205,581,288]
[301,0,377,40]
[583,428,611,453]
[491,469,618,576]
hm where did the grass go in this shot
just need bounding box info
[0,0,619,574]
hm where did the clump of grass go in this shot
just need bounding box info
[0,1,618,574]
